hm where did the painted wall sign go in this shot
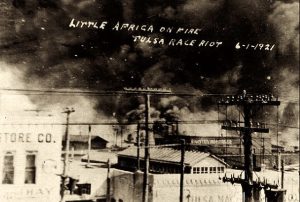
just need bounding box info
[0,133,56,143]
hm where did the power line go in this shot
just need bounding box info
[1,88,298,106]
[0,88,241,97]
[0,120,298,129]
[1,88,298,104]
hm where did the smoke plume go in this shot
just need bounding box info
[0,0,298,143]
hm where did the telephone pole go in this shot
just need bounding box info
[86,124,92,168]
[136,122,141,170]
[219,90,280,202]
[60,107,75,202]
[106,159,111,202]
[124,87,171,202]
[179,139,185,202]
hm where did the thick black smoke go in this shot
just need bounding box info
[0,0,298,140]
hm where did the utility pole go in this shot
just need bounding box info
[281,159,284,189]
[144,93,150,202]
[61,107,75,202]
[137,122,141,170]
[106,159,111,202]
[120,126,123,148]
[114,126,118,147]
[179,139,185,202]
[124,87,171,202]
[219,90,280,202]
[86,124,92,168]
[262,138,265,165]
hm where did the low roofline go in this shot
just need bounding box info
[66,134,109,142]
[182,153,229,167]
[118,149,229,167]
[118,154,191,166]
[209,154,230,167]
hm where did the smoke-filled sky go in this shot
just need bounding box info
[0,0,299,144]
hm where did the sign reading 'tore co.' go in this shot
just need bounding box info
[0,132,57,143]
[0,116,63,145]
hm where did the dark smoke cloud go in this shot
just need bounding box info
[268,1,299,58]
[0,0,281,91]
[0,0,298,142]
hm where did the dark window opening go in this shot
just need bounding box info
[25,153,36,184]
[2,152,14,184]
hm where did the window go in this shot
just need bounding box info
[2,152,15,184]
[201,167,208,174]
[210,167,216,173]
[193,168,197,174]
[193,167,201,174]
[201,167,204,173]
[77,183,91,195]
[217,167,225,173]
[220,167,224,173]
[25,152,36,184]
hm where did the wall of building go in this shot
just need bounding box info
[91,139,107,150]
[0,119,63,202]
[111,169,150,202]
[152,173,242,202]
[118,156,191,174]
[70,142,89,151]
[110,169,242,202]
[66,138,107,151]
[193,157,225,168]
[191,157,226,174]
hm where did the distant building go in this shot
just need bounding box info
[153,133,273,169]
[157,134,272,155]
[271,144,285,153]
[63,135,109,151]
[117,147,228,174]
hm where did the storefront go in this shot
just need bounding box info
[0,116,63,202]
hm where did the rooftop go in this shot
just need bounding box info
[67,135,109,143]
[118,147,228,167]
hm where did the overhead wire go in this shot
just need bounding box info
[0,88,233,97]
[1,88,297,103]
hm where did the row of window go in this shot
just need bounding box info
[151,165,179,174]
[192,166,224,174]
[2,151,36,184]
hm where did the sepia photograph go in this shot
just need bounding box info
[0,0,299,202]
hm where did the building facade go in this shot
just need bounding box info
[110,169,243,202]
[0,116,63,202]
[63,135,109,151]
